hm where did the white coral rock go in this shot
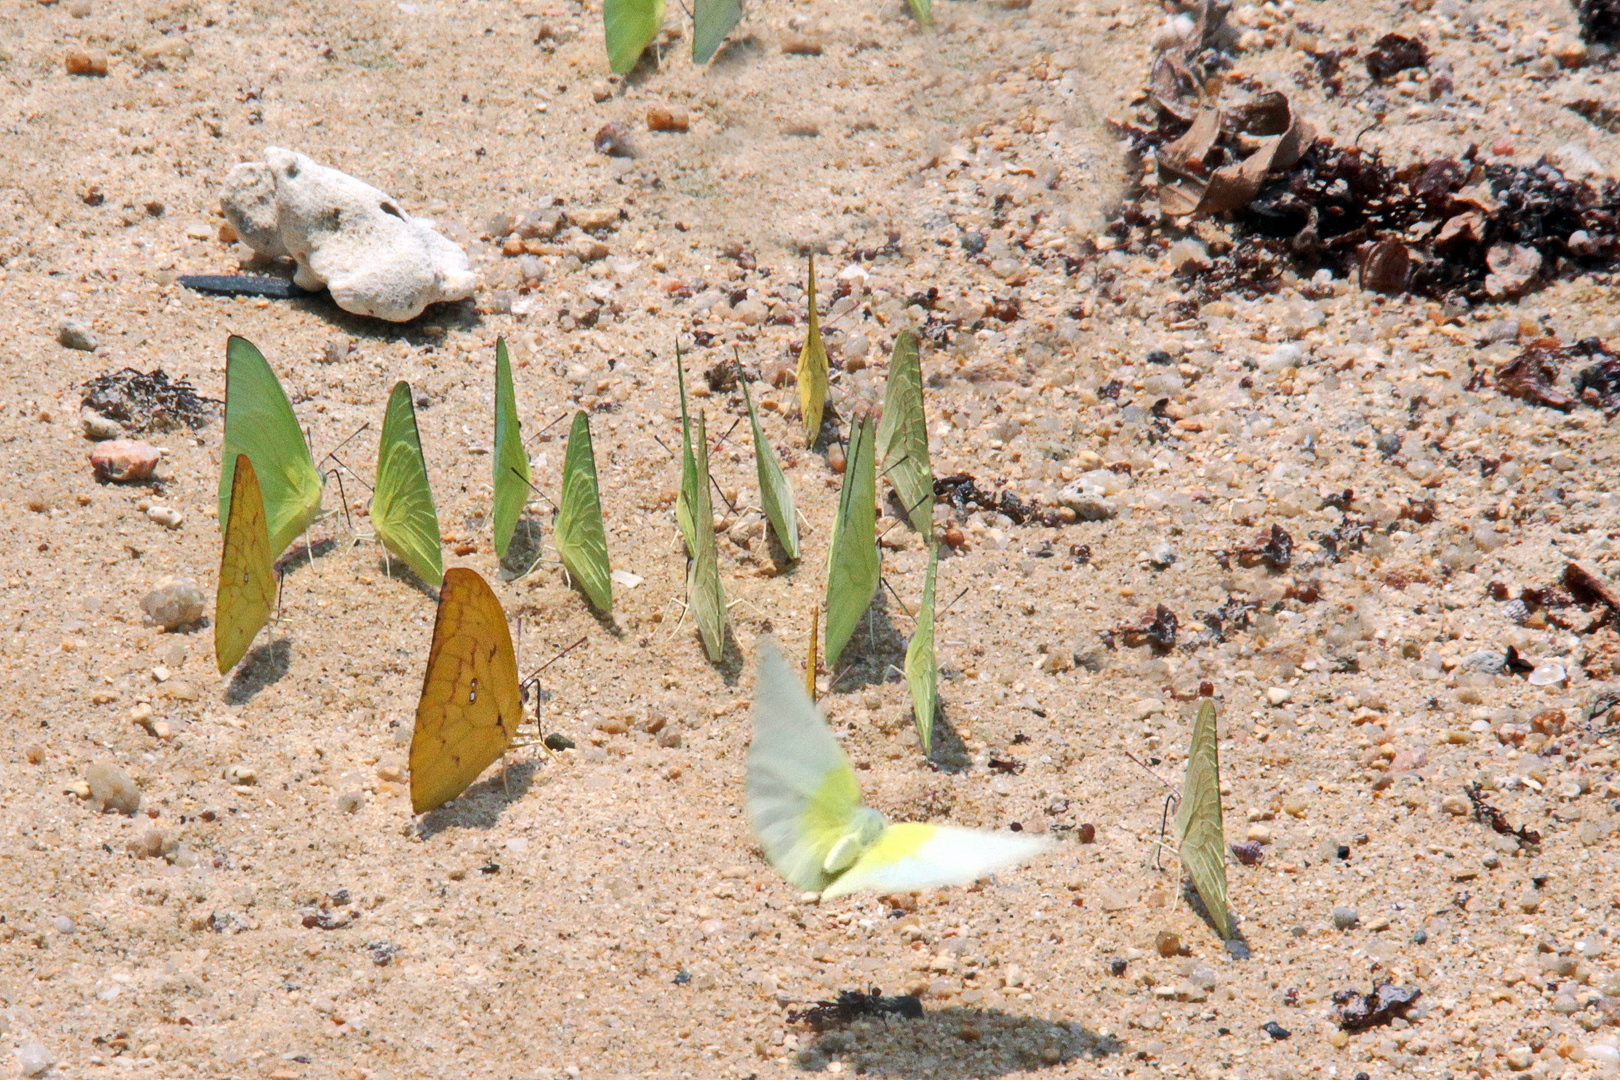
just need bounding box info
[221,147,476,322]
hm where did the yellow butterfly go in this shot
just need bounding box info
[214,454,277,674]
[409,568,524,814]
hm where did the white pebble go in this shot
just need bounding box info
[1265,687,1293,706]
[145,505,184,529]
[141,575,205,630]
[14,1043,53,1078]
[52,915,76,935]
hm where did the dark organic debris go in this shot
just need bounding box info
[543,732,576,751]
[1229,840,1265,866]
[1331,982,1423,1032]
[178,274,315,300]
[704,361,738,394]
[1235,524,1293,570]
[1496,339,1578,411]
[81,368,219,433]
[934,473,1061,526]
[1261,1021,1292,1041]
[1465,783,1541,847]
[788,988,924,1031]
[988,756,1026,774]
[1503,645,1537,675]
[1575,0,1620,44]
[593,122,636,158]
[366,940,398,966]
[1313,516,1374,561]
[1105,605,1178,652]
[300,906,357,930]
[1364,34,1428,81]
[1564,561,1620,628]
[1192,595,1259,646]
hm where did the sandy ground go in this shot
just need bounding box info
[3,0,1620,1077]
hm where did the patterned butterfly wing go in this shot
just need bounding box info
[409,568,523,814]
[214,454,277,674]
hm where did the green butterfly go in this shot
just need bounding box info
[371,381,444,588]
[1176,697,1235,940]
[492,338,531,562]
[904,544,939,753]
[218,335,324,561]
[685,410,728,662]
[675,347,700,558]
[605,0,665,74]
[823,411,879,670]
[555,410,613,613]
[907,0,932,25]
[693,0,742,63]
[740,373,799,562]
[797,253,829,448]
[875,329,934,536]
[747,639,1049,898]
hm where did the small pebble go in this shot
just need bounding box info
[141,575,205,630]
[1264,687,1293,706]
[145,504,183,529]
[1154,930,1181,957]
[223,764,258,786]
[1412,929,1428,944]
[1332,906,1360,930]
[14,1043,54,1078]
[1506,1046,1534,1070]
[1246,824,1272,844]
[57,317,98,350]
[593,123,636,158]
[90,439,162,482]
[781,32,824,54]
[80,408,124,440]
[1230,840,1264,865]
[64,48,107,76]
[646,105,690,132]
[84,761,141,815]
[1144,542,1177,568]
[1077,822,1097,844]
[52,915,76,935]
[1262,1020,1291,1040]
[1528,661,1566,687]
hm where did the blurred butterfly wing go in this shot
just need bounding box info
[372,381,444,587]
[907,0,932,25]
[875,329,933,535]
[409,568,522,814]
[491,338,531,561]
[675,349,699,557]
[687,411,728,661]
[214,455,277,674]
[693,0,741,63]
[823,412,879,669]
[904,545,939,752]
[797,253,828,447]
[746,640,864,891]
[604,0,665,73]
[1175,698,1234,939]
[823,823,1051,899]
[219,336,323,559]
[556,410,613,612]
[741,378,799,561]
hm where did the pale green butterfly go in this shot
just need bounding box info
[740,372,799,562]
[555,410,613,613]
[746,639,1049,898]
[218,335,324,562]
[904,544,939,753]
[823,411,879,670]
[675,347,699,558]
[604,0,665,74]
[492,338,531,562]
[1176,698,1235,940]
[875,328,934,536]
[693,0,742,63]
[371,381,444,588]
[685,410,728,662]
[907,0,932,25]
[797,253,829,448]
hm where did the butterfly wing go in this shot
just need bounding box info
[687,411,728,661]
[556,410,613,612]
[1175,698,1235,939]
[372,381,444,587]
[693,0,742,63]
[875,329,934,535]
[904,545,939,752]
[219,336,323,559]
[675,348,699,557]
[491,338,531,561]
[823,411,880,669]
[822,823,1051,899]
[604,0,666,73]
[409,568,523,814]
[906,0,932,24]
[746,640,865,891]
[214,454,277,674]
[797,253,829,447]
[741,377,799,561]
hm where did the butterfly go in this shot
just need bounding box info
[604,0,665,73]
[740,371,799,561]
[693,0,741,63]
[797,253,829,448]
[685,410,727,661]
[1175,697,1235,939]
[214,454,277,673]
[217,335,323,561]
[746,639,1049,898]
[875,329,934,536]
[904,545,939,752]
[371,381,444,587]
[491,338,532,562]
[555,410,612,612]
[409,568,524,814]
[823,411,879,670]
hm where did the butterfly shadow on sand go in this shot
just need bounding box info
[923,700,973,774]
[1182,881,1253,959]
[274,538,338,581]
[417,759,541,839]
[378,556,439,602]
[827,590,908,693]
[497,520,546,581]
[224,638,291,705]
[797,1005,1121,1079]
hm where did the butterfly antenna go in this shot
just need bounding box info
[878,452,911,481]
[520,635,589,692]
[327,468,357,535]
[709,474,739,517]
[511,467,559,512]
[827,660,857,692]
[317,420,372,472]
[711,415,744,453]
[936,585,970,619]
[1156,792,1177,871]
[651,433,679,460]
[880,577,916,625]
[524,411,569,450]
